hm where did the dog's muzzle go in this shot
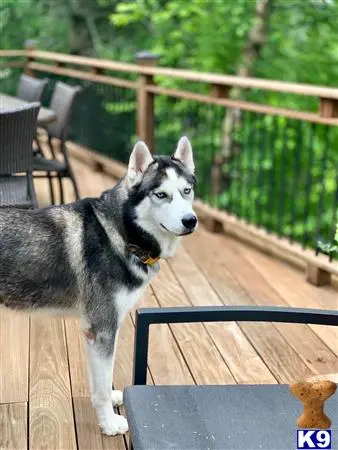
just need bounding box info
[181,214,198,232]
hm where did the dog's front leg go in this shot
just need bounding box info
[84,326,128,436]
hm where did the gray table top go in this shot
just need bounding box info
[124,384,338,450]
[0,93,56,125]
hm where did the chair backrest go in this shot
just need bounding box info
[46,81,81,140]
[16,74,48,103]
[0,102,40,175]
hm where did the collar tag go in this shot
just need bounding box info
[128,244,160,266]
[143,256,160,265]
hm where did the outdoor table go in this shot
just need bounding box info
[124,384,338,449]
[0,93,56,126]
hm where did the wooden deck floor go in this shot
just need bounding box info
[1,157,337,450]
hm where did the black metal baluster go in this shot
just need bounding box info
[248,112,260,224]
[277,118,290,237]
[315,126,331,253]
[229,110,238,216]
[262,114,273,230]
[289,120,302,244]
[214,106,224,207]
[244,110,253,222]
[267,115,278,233]
[239,110,249,220]
[227,108,238,214]
[254,114,264,227]
[302,122,316,249]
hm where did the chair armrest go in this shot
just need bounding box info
[132,305,338,385]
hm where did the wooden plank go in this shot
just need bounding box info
[28,62,138,90]
[29,317,77,450]
[0,309,29,403]
[169,246,277,384]
[73,397,104,450]
[73,397,126,450]
[25,50,338,100]
[0,402,27,450]
[0,50,28,57]
[183,230,315,383]
[210,234,338,377]
[151,262,237,385]
[64,318,89,397]
[146,85,338,125]
[133,289,194,385]
[242,243,338,357]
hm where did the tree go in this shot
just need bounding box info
[212,0,273,197]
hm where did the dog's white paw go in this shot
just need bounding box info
[100,413,129,436]
[111,390,123,407]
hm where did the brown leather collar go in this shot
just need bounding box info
[128,244,160,266]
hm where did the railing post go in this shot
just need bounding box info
[306,265,331,287]
[136,51,159,152]
[319,97,338,118]
[24,39,36,77]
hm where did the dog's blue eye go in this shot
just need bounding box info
[155,192,167,199]
[184,188,191,195]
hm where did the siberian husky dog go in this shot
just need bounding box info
[0,136,197,436]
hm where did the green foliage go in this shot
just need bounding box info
[2,0,337,250]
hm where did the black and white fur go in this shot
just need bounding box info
[0,136,197,436]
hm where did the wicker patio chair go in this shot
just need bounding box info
[16,74,48,103]
[33,81,81,204]
[0,102,40,209]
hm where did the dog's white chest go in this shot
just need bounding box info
[115,285,146,322]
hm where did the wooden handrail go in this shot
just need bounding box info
[0,50,27,57]
[2,49,338,100]
[28,62,138,90]
[146,85,338,125]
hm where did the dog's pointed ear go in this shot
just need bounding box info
[173,136,194,173]
[127,141,153,184]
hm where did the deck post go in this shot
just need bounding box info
[306,263,331,287]
[319,97,338,118]
[136,51,159,152]
[24,40,37,77]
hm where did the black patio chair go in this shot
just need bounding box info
[33,81,81,204]
[16,74,48,103]
[0,102,40,209]
[124,305,338,450]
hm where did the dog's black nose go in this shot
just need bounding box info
[182,214,197,230]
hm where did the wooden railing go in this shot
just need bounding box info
[1,49,337,285]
